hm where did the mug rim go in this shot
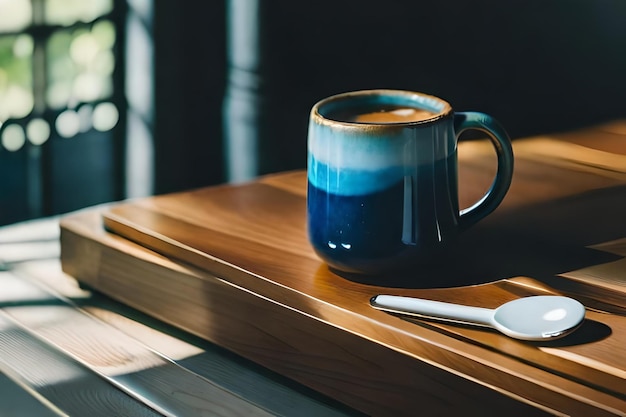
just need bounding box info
[312,89,453,128]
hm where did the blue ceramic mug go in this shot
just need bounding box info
[307,90,514,275]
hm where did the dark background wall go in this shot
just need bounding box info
[158,0,626,188]
[5,1,621,226]
[258,0,626,137]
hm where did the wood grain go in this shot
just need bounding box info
[1,269,313,417]
[62,121,626,416]
[0,273,161,417]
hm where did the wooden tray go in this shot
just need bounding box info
[62,123,626,416]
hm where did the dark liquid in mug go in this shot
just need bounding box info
[307,154,459,274]
[328,105,436,124]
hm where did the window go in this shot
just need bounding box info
[0,0,136,225]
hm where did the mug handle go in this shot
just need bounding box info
[454,112,514,230]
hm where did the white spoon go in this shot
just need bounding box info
[370,294,585,341]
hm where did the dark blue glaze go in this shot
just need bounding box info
[307,154,460,274]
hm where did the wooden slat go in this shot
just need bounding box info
[0,317,161,417]
[10,257,358,417]
[0,371,61,417]
[4,306,275,417]
[0,270,286,417]
[0,273,161,417]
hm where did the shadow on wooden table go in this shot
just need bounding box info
[336,185,626,289]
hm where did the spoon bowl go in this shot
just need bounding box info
[491,296,585,340]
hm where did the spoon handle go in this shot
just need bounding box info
[371,295,494,327]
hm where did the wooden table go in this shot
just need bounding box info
[5,121,626,416]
